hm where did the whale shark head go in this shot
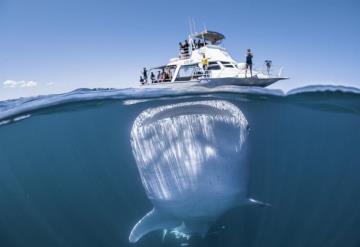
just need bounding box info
[129,100,252,243]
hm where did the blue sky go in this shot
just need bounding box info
[0,0,359,100]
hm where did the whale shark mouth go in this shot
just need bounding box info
[129,100,252,243]
[130,100,248,201]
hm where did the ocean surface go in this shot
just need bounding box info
[0,85,359,247]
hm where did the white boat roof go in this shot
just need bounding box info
[192,30,225,44]
[150,64,177,70]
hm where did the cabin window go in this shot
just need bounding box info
[208,61,221,70]
[175,64,200,81]
[221,61,235,68]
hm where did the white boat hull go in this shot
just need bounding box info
[140,77,287,89]
[200,77,287,87]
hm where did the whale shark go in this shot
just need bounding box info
[129,100,268,243]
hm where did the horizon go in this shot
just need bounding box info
[1,0,359,100]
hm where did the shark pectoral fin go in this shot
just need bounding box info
[246,198,272,207]
[129,208,180,243]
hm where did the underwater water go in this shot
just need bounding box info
[0,85,359,247]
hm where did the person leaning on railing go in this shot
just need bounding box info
[179,40,190,58]
[265,60,272,76]
[150,72,155,83]
[201,54,209,71]
[142,67,148,83]
[179,42,185,57]
[183,40,189,55]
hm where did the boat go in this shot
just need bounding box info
[140,29,288,88]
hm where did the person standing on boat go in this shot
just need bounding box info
[245,49,253,78]
[142,68,148,83]
[150,72,155,83]
[184,40,189,55]
[201,54,209,71]
[160,68,165,82]
[265,60,272,76]
[179,42,185,58]
[157,71,161,83]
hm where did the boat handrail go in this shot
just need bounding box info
[203,70,211,78]
[179,53,191,60]
[256,64,284,78]
[191,67,203,80]
[237,63,285,78]
[191,68,211,80]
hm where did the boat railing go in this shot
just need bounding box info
[191,68,211,80]
[237,63,284,78]
[140,78,173,85]
[255,64,284,77]
[179,53,191,60]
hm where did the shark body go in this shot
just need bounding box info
[129,100,267,243]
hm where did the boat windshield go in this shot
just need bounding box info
[175,64,200,81]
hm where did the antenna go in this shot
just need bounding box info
[203,23,207,32]
[191,17,197,34]
[278,66,284,77]
[188,17,193,35]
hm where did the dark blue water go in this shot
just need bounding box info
[0,87,359,247]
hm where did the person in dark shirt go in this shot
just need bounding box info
[179,42,184,52]
[184,40,189,55]
[184,39,189,48]
[142,68,148,83]
[150,72,155,83]
[245,49,253,78]
[193,40,198,49]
